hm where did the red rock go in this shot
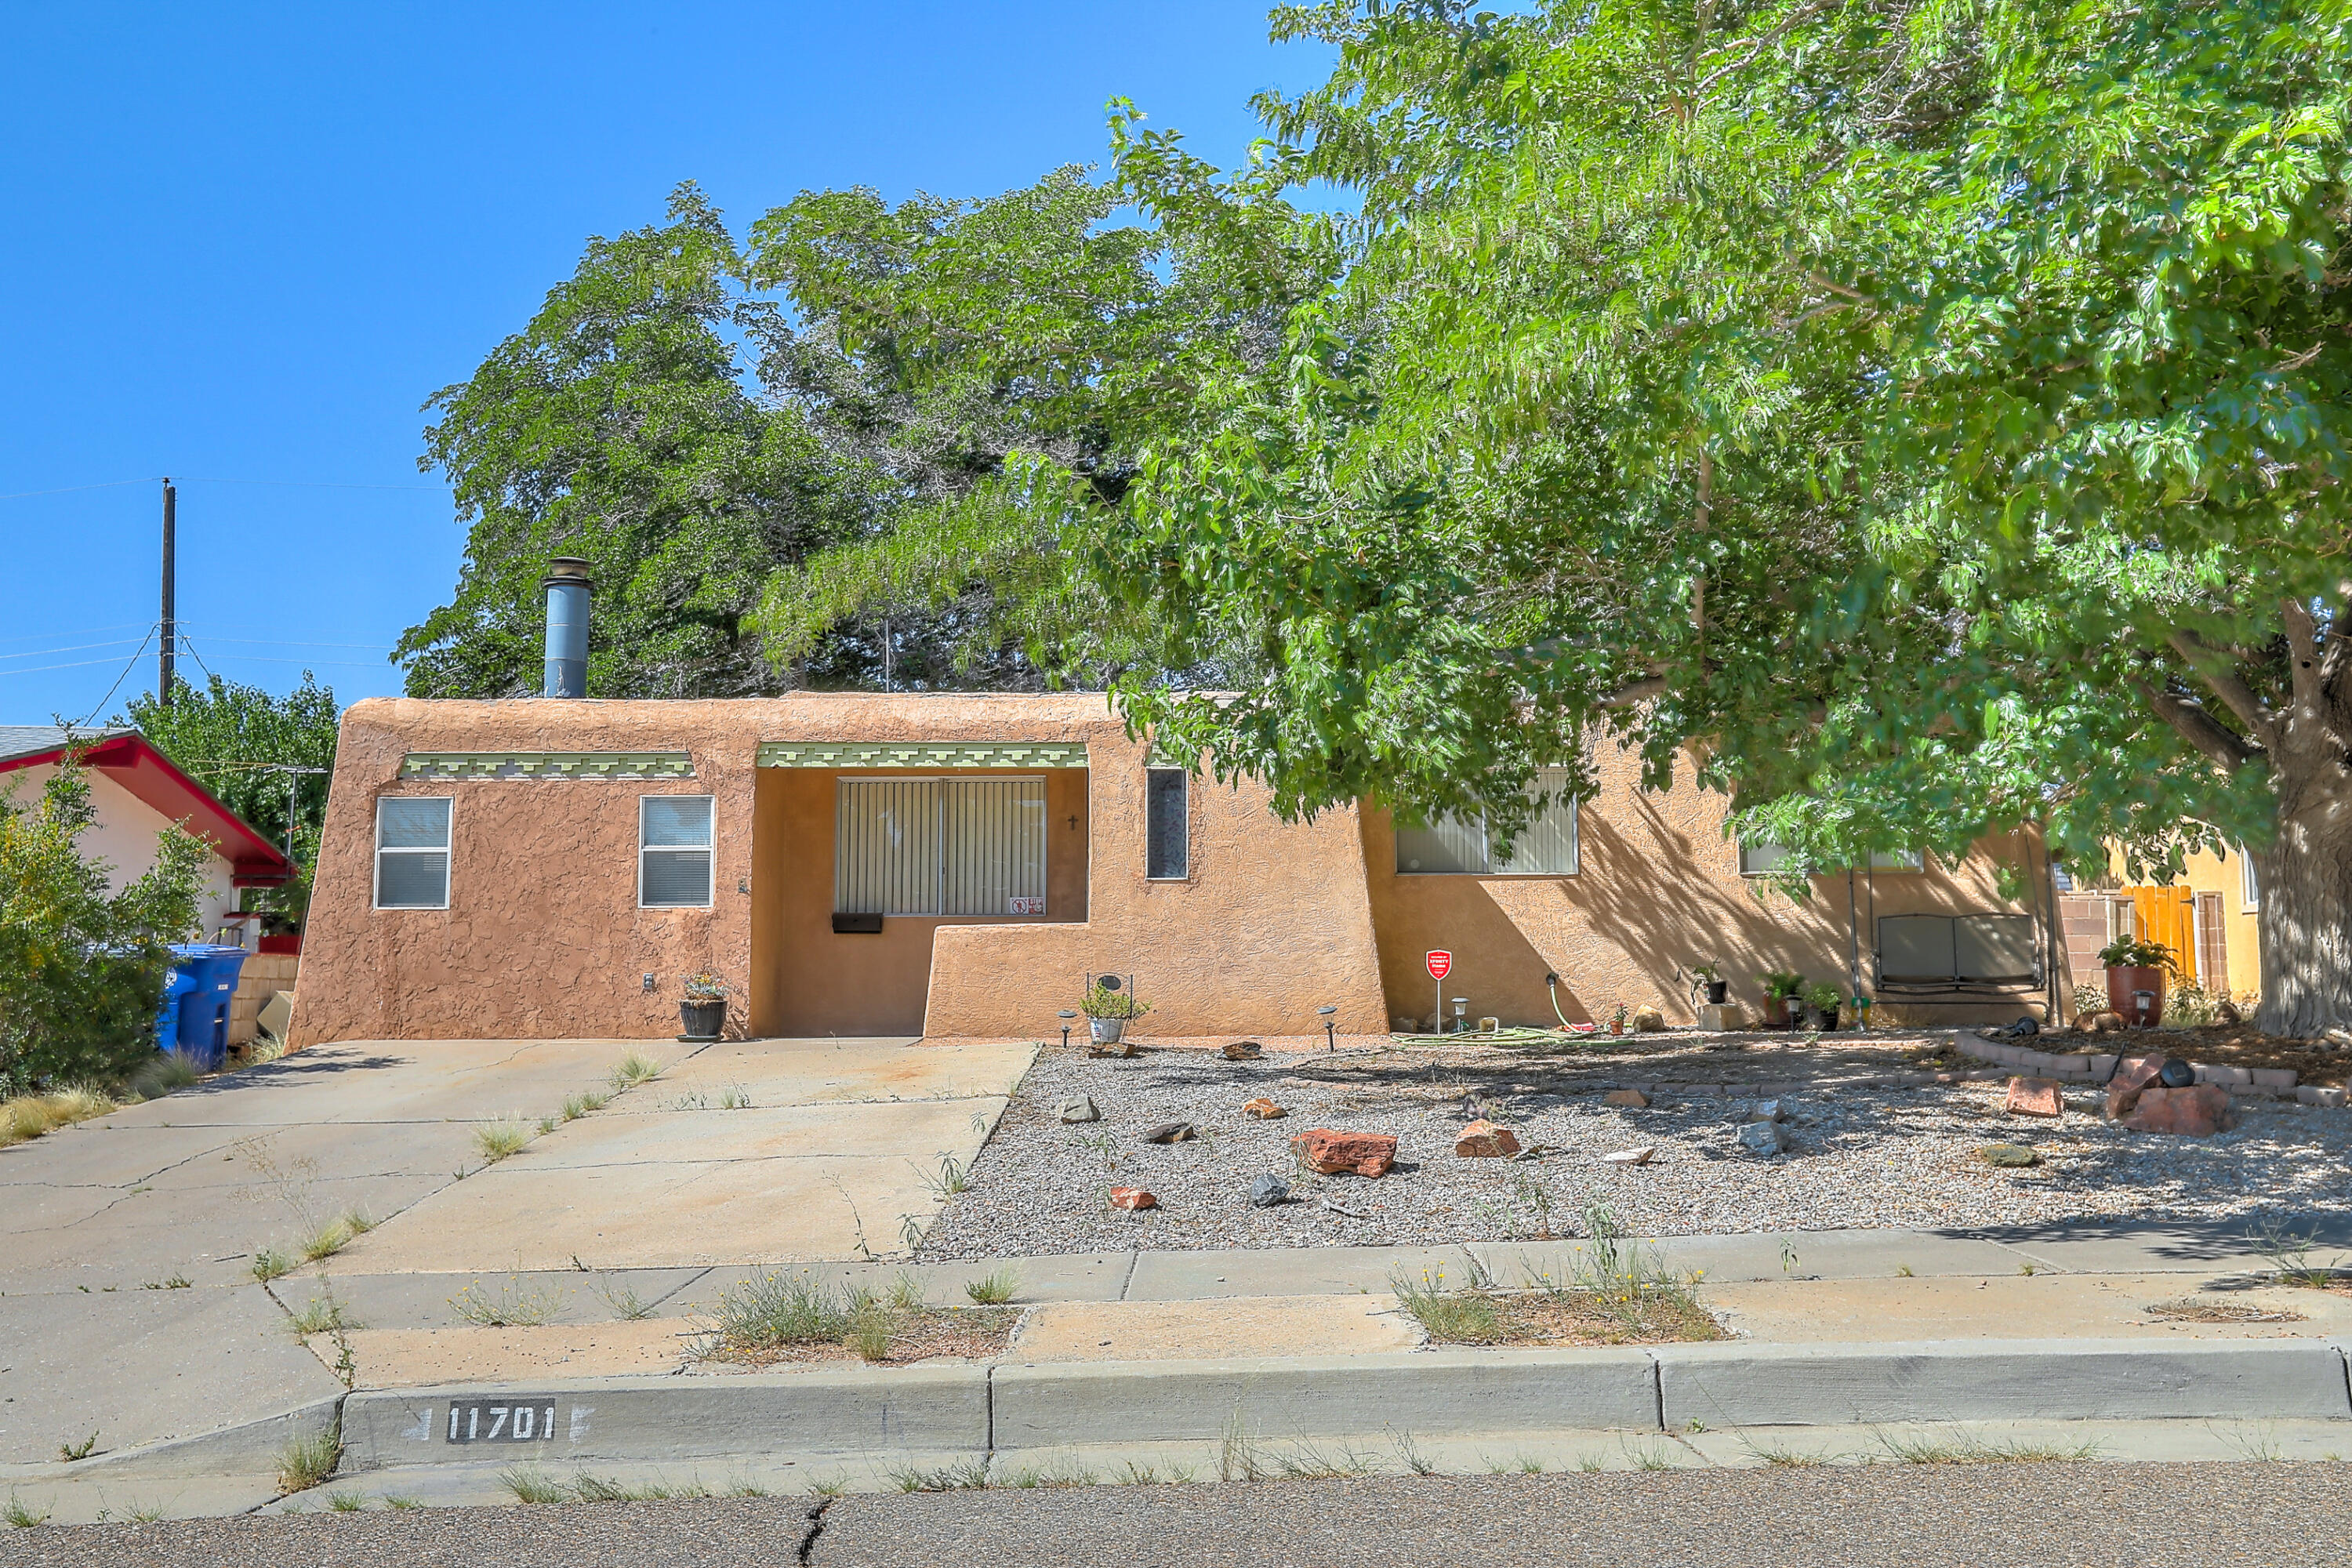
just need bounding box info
[1454,1119,1521,1158]
[2121,1084,2237,1137]
[1109,1186,1157,1210]
[2005,1077,2064,1119]
[1291,1128,1398,1178]
[1222,1040,1264,1061]
[1243,1098,1286,1120]
[2104,1054,2168,1118]
[1604,1089,1650,1109]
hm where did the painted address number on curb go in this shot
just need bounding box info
[446,1400,560,1443]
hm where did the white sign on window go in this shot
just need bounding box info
[1009,896,1045,915]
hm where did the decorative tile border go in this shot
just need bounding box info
[756,741,1088,770]
[399,752,696,781]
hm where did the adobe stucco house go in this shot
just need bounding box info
[290,692,2063,1047]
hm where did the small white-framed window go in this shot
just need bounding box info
[1740,840,1923,877]
[374,796,452,909]
[1146,768,1189,880]
[1396,768,1579,875]
[2241,851,2260,911]
[640,795,714,908]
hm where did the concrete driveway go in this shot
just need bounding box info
[0,1035,1033,1468]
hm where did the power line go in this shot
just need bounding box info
[0,637,154,664]
[0,478,161,503]
[173,476,446,494]
[0,621,158,648]
[0,652,165,677]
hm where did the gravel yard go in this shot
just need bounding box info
[915,1037,2352,1258]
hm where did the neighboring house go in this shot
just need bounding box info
[2058,844,2263,1002]
[0,727,300,1051]
[291,691,2064,1047]
[0,726,293,931]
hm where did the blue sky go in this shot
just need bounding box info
[0,3,1329,724]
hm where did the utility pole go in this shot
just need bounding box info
[159,478,176,706]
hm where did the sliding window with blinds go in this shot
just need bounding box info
[835,778,1047,916]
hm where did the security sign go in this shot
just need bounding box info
[1426,951,1452,981]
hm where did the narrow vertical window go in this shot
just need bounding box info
[640,795,714,908]
[374,797,451,909]
[1145,768,1189,880]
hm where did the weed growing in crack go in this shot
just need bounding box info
[474,1121,532,1163]
[1388,1266,1501,1345]
[594,1276,657,1321]
[278,1426,342,1494]
[608,1053,662,1091]
[449,1276,568,1327]
[5,1494,52,1528]
[963,1266,1020,1305]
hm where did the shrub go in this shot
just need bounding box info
[0,764,207,1087]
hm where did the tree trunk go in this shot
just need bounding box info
[2253,748,2352,1039]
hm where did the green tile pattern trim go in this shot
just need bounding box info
[399,751,696,781]
[756,740,1089,770]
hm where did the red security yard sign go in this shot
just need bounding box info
[1426,951,1452,980]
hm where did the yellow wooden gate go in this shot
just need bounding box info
[2123,886,2201,986]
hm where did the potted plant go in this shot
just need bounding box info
[1081,977,1150,1044]
[1684,964,1730,1007]
[1608,1000,1631,1036]
[1758,971,1805,1029]
[1802,981,1842,1032]
[680,973,728,1040]
[2097,938,2177,1027]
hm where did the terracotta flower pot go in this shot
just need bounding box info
[2106,966,2167,1028]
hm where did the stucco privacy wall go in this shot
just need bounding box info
[921,761,1391,1037]
[293,694,1391,1046]
[1363,743,2053,1029]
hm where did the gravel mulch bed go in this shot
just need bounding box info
[915,1040,2352,1258]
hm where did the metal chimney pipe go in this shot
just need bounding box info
[541,557,592,698]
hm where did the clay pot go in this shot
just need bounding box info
[2105,966,2167,1028]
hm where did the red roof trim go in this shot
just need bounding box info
[0,735,295,885]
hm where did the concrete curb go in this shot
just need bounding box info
[0,1396,343,1482]
[1657,1339,2352,1428]
[318,1340,2350,1474]
[991,1349,1659,1450]
[340,1367,989,1471]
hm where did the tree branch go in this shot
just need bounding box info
[2166,630,2280,748]
[2282,596,2326,715]
[2321,580,2352,690]
[1690,449,1712,637]
[2135,679,2259,771]
[1599,673,1670,709]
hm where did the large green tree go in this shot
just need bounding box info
[123,673,341,926]
[397,184,862,698]
[1091,0,2352,1036]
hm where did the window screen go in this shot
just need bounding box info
[375,797,451,909]
[836,778,1046,916]
[1742,841,1922,875]
[1146,769,1189,879]
[2241,852,2260,910]
[640,795,714,908]
[1396,768,1577,875]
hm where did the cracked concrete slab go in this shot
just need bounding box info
[0,1286,342,1467]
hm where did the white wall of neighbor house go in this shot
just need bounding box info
[4,761,238,931]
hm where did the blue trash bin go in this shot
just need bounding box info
[154,964,202,1052]
[168,944,250,1071]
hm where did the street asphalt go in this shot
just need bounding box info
[10,1463,2347,1566]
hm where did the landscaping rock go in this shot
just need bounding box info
[1604,1089,1651,1109]
[2104,1054,2169,1118]
[2078,1011,2125,1034]
[1291,1128,1399,1178]
[1248,1174,1290,1207]
[2122,1084,2238,1138]
[1632,1005,1666,1033]
[1601,1146,1655,1166]
[1109,1186,1157,1210]
[1454,1119,1521,1158]
[1142,1121,1196,1144]
[1737,1120,1790,1156]
[1056,1095,1099,1124]
[1980,1144,2039,1168]
[1222,1040,1265,1061]
[1746,1099,1787,1123]
[1242,1097,1287,1120]
[1087,1040,1138,1058]
[2005,1077,2064,1119]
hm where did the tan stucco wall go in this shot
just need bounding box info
[293,694,1391,1046]
[752,767,1091,1037]
[1363,744,2052,1029]
[920,764,1392,1038]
